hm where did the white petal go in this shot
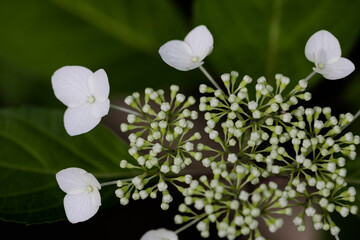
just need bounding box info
[63,189,101,224]
[305,30,341,64]
[89,69,110,102]
[184,25,214,61]
[56,168,87,195]
[159,40,202,71]
[321,57,355,80]
[82,172,101,191]
[52,66,92,108]
[140,228,178,240]
[91,99,110,118]
[64,104,101,136]
[140,230,157,240]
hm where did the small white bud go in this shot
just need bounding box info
[274,94,283,103]
[248,101,258,110]
[124,96,134,105]
[282,113,292,123]
[176,93,185,103]
[158,181,168,191]
[199,84,207,93]
[210,98,219,107]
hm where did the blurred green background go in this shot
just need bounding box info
[0,0,359,239]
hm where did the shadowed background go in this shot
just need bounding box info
[0,0,359,239]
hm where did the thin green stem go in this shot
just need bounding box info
[100,180,119,187]
[100,177,135,187]
[303,71,316,82]
[341,109,360,131]
[353,109,360,122]
[199,66,222,91]
[110,104,141,116]
[174,214,205,234]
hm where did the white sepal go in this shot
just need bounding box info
[51,66,110,136]
[305,30,355,80]
[159,25,213,71]
[51,66,92,108]
[184,25,214,62]
[140,228,178,240]
[64,104,101,137]
[56,168,101,224]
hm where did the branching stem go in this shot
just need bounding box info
[199,65,222,91]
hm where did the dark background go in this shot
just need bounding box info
[0,0,359,239]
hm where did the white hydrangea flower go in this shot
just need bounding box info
[52,66,110,136]
[140,228,178,240]
[159,25,213,71]
[56,167,101,224]
[305,30,355,80]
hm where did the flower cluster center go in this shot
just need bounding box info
[88,95,96,104]
[192,56,199,62]
[87,185,93,192]
[318,62,325,69]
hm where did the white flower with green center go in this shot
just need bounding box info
[56,167,101,224]
[305,30,355,80]
[51,66,110,136]
[159,25,213,71]
[140,228,178,240]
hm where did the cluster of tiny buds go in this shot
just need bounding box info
[198,73,313,155]
[115,71,358,240]
[175,172,300,240]
[114,175,175,210]
[116,85,208,210]
[199,73,311,120]
[189,72,359,239]
[120,85,202,173]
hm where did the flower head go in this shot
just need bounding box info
[140,228,178,240]
[56,167,101,223]
[159,25,213,71]
[51,66,110,136]
[305,30,355,80]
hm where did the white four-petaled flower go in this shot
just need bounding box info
[52,66,110,136]
[305,30,355,80]
[140,228,178,240]
[56,167,101,224]
[159,25,213,71]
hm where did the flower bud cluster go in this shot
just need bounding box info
[118,85,201,208]
[117,73,358,240]
[175,173,294,240]
[192,72,359,239]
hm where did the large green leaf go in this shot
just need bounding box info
[50,0,187,52]
[0,0,197,106]
[193,0,360,88]
[0,107,140,224]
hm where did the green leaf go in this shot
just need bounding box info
[50,0,186,52]
[0,0,196,106]
[0,107,140,224]
[193,0,360,88]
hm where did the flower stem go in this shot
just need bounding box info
[174,215,204,234]
[199,65,222,91]
[342,109,360,131]
[100,180,118,187]
[100,177,133,187]
[110,104,141,116]
[353,109,360,121]
[303,71,316,82]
